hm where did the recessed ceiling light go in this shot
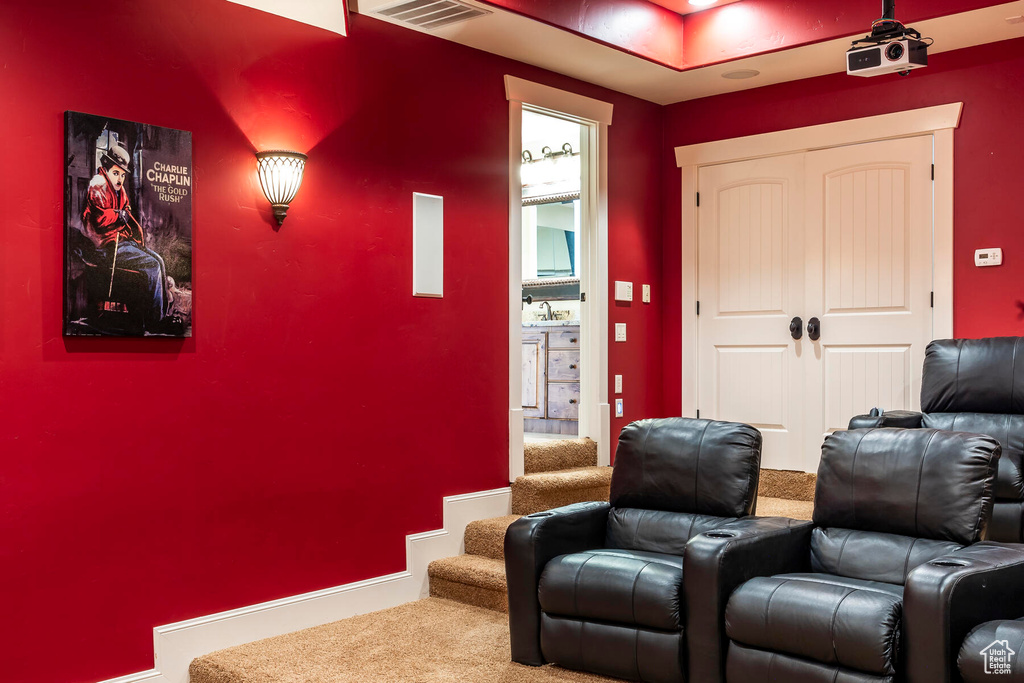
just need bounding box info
[689,0,718,6]
[722,69,760,79]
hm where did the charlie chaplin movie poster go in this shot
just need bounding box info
[64,111,192,337]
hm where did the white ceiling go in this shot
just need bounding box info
[225,0,348,35]
[351,0,1024,104]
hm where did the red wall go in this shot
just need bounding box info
[661,38,1024,415]
[0,3,663,682]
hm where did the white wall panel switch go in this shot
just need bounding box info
[615,323,627,342]
[642,284,651,303]
[614,375,623,394]
[975,248,1002,266]
[614,281,633,302]
[615,399,624,417]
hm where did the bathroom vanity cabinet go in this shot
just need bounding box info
[522,323,580,434]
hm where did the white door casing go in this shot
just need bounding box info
[677,104,960,472]
[505,76,613,480]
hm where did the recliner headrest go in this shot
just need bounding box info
[814,428,1001,544]
[921,337,1024,414]
[610,418,761,517]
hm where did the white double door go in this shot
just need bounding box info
[697,136,934,472]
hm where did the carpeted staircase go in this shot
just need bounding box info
[426,439,817,614]
[426,437,610,612]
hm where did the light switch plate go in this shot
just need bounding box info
[975,248,1002,267]
[614,281,633,302]
[615,323,627,342]
[614,375,622,394]
[615,398,624,417]
[642,284,650,303]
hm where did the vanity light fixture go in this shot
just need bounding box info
[255,150,307,225]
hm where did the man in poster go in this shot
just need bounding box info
[81,143,179,335]
[64,111,192,337]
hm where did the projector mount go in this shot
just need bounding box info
[850,0,923,48]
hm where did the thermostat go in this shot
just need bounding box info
[975,248,1002,267]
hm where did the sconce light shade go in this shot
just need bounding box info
[256,150,307,225]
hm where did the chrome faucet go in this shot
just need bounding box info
[540,301,553,321]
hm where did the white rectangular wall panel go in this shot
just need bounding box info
[413,193,444,298]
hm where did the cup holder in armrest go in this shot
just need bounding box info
[704,531,737,539]
[930,559,970,567]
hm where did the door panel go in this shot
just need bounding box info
[803,136,933,471]
[718,182,787,315]
[715,346,788,429]
[522,332,546,418]
[822,345,912,432]
[698,154,805,471]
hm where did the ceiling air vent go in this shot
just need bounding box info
[374,0,490,30]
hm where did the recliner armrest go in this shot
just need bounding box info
[904,542,1024,683]
[504,501,610,666]
[848,410,924,430]
[683,516,814,683]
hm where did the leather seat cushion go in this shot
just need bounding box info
[541,614,684,683]
[725,573,903,676]
[810,527,962,585]
[729,642,895,683]
[606,507,733,555]
[959,617,1024,682]
[539,549,683,631]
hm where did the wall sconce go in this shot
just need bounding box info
[255,150,307,225]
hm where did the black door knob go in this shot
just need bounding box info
[790,316,803,340]
[807,317,821,341]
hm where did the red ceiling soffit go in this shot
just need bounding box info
[475,0,1011,71]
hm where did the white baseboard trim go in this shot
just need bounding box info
[98,486,512,683]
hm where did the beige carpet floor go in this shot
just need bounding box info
[190,598,617,683]
[757,496,814,520]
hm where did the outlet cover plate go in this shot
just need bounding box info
[614,323,627,342]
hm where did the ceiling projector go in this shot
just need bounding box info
[847,0,930,77]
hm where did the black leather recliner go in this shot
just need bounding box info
[690,427,1005,683]
[505,417,802,683]
[849,337,1024,542]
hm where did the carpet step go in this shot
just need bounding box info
[524,437,598,474]
[511,465,612,515]
[464,515,521,561]
[428,555,507,613]
[759,468,817,501]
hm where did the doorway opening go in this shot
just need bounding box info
[505,75,613,481]
[520,111,585,439]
